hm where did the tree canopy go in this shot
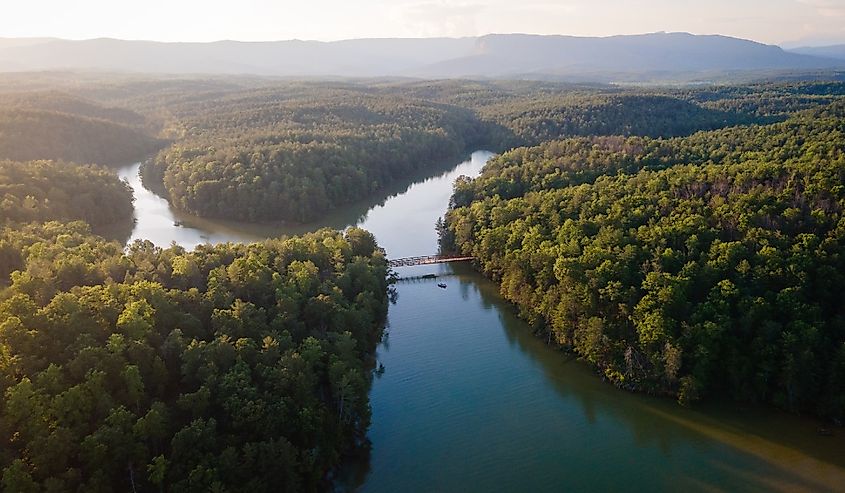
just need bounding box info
[135,80,833,224]
[0,225,390,491]
[443,102,845,418]
[142,90,493,222]
[0,159,133,230]
[0,93,162,166]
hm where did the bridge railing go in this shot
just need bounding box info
[387,255,475,267]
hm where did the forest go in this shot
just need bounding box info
[0,160,133,230]
[0,81,395,491]
[132,80,845,223]
[2,75,845,490]
[443,101,845,418]
[0,223,390,491]
[4,76,842,225]
[0,92,162,166]
[141,90,493,222]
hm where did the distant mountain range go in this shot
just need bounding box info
[0,32,842,81]
[790,44,845,61]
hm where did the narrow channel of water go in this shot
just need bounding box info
[117,151,845,492]
[116,151,493,257]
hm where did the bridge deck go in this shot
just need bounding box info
[387,255,475,268]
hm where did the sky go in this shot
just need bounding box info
[1,0,844,47]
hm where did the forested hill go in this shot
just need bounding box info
[132,80,845,224]
[0,159,133,230]
[0,158,130,286]
[142,90,494,223]
[379,79,845,145]
[0,93,162,166]
[443,102,845,419]
[4,77,841,226]
[0,91,147,127]
[476,94,755,147]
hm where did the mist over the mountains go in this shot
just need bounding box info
[791,44,845,61]
[0,32,842,81]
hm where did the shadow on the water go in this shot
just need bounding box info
[445,262,845,492]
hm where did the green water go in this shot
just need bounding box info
[118,151,845,492]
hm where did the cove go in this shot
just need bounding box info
[117,151,845,492]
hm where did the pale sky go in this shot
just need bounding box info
[1,0,844,47]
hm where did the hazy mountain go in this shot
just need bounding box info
[0,33,840,81]
[790,44,845,61]
[416,33,840,78]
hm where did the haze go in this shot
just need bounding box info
[2,0,844,47]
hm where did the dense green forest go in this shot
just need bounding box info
[474,94,755,147]
[0,81,398,490]
[141,90,493,222]
[0,92,162,166]
[5,76,839,225]
[0,159,133,230]
[680,82,845,118]
[0,224,390,491]
[132,80,845,225]
[443,102,845,419]
[0,92,148,128]
[381,79,845,143]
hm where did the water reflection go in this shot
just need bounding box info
[117,150,494,257]
[349,263,845,492]
[455,263,844,491]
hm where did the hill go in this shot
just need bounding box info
[143,88,492,222]
[0,92,162,165]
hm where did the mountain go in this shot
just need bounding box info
[416,33,840,78]
[0,33,840,81]
[790,44,845,61]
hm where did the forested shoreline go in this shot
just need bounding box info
[0,223,390,491]
[0,160,134,228]
[5,76,841,226]
[131,79,845,224]
[443,102,845,419]
[141,91,493,223]
[0,83,396,490]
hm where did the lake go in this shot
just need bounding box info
[117,151,845,492]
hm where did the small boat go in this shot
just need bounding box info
[437,283,447,289]
[173,220,184,227]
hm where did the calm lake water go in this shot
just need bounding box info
[117,152,845,492]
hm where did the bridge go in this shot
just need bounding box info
[387,254,475,268]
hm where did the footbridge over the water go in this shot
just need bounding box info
[387,254,475,268]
